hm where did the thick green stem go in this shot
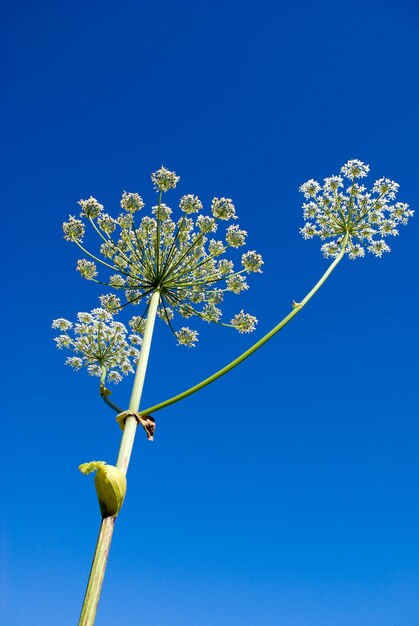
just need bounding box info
[116,290,160,473]
[78,290,160,626]
[78,518,114,626]
[139,238,348,417]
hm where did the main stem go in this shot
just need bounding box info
[78,290,160,626]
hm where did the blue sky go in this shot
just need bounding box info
[1,0,419,624]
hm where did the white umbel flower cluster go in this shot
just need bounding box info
[62,166,263,346]
[52,308,142,383]
[299,159,413,259]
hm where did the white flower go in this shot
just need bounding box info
[241,251,263,273]
[368,239,391,257]
[52,306,142,384]
[300,223,317,240]
[348,244,365,260]
[151,166,180,192]
[109,274,126,288]
[52,318,73,331]
[175,327,199,347]
[226,274,249,294]
[78,197,104,219]
[157,306,174,325]
[65,357,83,370]
[108,371,123,383]
[340,159,370,180]
[128,334,142,346]
[209,240,226,256]
[180,194,203,214]
[77,312,93,324]
[202,303,222,323]
[152,203,172,220]
[211,197,237,221]
[76,259,98,280]
[196,214,217,233]
[121,192,145,213]
[300,160,413,260]
[321,242,340,258]
[97,213,117,234]
[372,178,399,199]
[299,179,321,199]
[226,225,247,247]
[99,293,121,313]
[323,176,343,192]
[230,311,257,333]
[62,167,263,345]
[63,216,85,242]
[390,202,414,225]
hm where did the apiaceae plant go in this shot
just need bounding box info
[53,161,412,626]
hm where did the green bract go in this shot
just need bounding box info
[79,461,127,518]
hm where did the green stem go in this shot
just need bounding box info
[78,518,115,626]
[75,240,133,278]
[160,223,214,283]
[78,290,160,626]
[100,390,123,414]
[116,290,160,472]
[99,367,124,414]
[139,237,348,417]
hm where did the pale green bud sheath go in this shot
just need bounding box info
[79,290,160,626]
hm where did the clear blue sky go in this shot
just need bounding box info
[2,1,419,624]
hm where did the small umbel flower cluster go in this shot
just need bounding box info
[62,167,262,346]
[299,159,413,259]
[52,308,142,384]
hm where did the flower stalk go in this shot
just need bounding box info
[78,290,160,626]
[138,233,349,417]
[116,290,160,473]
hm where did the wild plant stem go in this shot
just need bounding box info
[78,290,160,626]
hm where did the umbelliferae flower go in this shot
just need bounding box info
[62,167,263,346]
[299,159,413,259]
[52,308,142,384]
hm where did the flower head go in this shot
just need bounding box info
[52,307,142,384]
[299,159,413,259]
[211,197,237,221]
[180,194,202,214]
[78,197,104,219]
[340,159,370,180]
[230,311,258,333]
[151,166,180,192]
[121,192,145,213]
[175,327,199,347]
[62,168,262,346]
[63,216,85,242]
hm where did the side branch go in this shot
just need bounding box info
[140,238,348,417]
